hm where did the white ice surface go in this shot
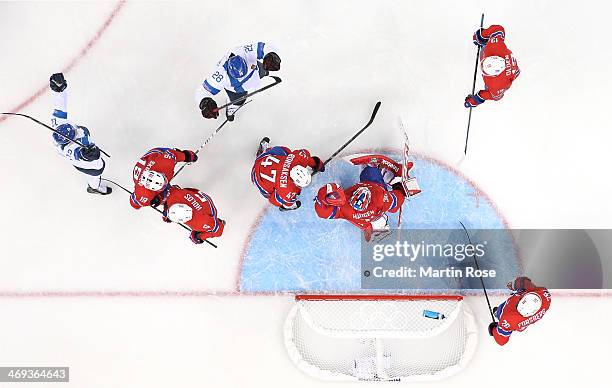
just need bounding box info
[1,1,611,386]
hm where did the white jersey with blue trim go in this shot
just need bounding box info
[195,41,278,103]
[50,89,104,171]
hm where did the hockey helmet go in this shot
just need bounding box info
[139,170,167,192]
[167,203,193,223]
[516,292,542,317]
[350,186,372,211]
[53,123,76,145]
[481,56,506,76]
[227,54,248,78]
[290,165,312,188]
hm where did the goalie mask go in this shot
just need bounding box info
[167,203,193,223]
[139,170,167,192]
[290,165,312,188]
[517,292,542,317]
[350,186,372,212]
[481,56,506,76]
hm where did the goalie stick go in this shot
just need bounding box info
[101,178,218,248]
[1,112,111,158]
[213,76,281,112]
[397,115,422,229]
[173,100,251,179]
[398,118,410,230]
[463,13,485,155]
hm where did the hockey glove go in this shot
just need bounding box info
[80,145,101,161]
[312,156,325,173]
[488,322,498,336]
[392,182,407,196]
[263,52,281,71]
[508,276,532,292]
[50,73,67,92]
[150,195,163,208]
[199,97,219,119]
[473,28,488,47]
[190,231,205,244]
[318,183,346,206]
[181,149,198,163]
[464,93,485,108]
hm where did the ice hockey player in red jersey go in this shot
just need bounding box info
[130,147,198,209]
[251,137,325,211]
[488,277,551,346]
[162,185,225,244]
[314,154,420,241]
[465,24,520,108]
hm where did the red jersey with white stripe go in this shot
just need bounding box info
[315,182,405,230]
[164,186,224,239]
[251,146,318,208]
[477,25,520,101]
[493,284,551,346]
[131,148,187,209]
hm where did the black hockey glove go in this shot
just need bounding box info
[80,145,100,161]
[199,97,219,119]
[312,156,325,173]
[263,52,281,71]
[181,149,198,163]
[190,231,205,244]
[150,195,163,208]
[391,182,407,196]
[488,322,498,336]
[50,73,67,92]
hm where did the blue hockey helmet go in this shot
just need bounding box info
[226,54,248,78]
[53,123,76,145]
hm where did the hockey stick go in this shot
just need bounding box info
[173,101,252,179]
[101,178,218,248]
[1,112,111,158]
[464,13,484,155]
[459,221,495,322]
[398,117,411,230]
[213,76,282,112]
[316,101,382,174]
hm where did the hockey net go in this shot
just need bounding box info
[284,295,477,382]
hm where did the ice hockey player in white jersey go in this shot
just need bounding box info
[195,41,281,121]
[49,73,111,195]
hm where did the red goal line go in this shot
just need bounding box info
[295,294,464,301]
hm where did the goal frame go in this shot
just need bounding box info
[285,293,477,382]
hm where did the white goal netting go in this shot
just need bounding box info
[284,295,477,382]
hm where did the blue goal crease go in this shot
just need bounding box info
[240,153,518,292]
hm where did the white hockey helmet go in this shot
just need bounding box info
[290,165,312,188]
[139,170,167,192]
[167,203,193,223]
[481,56,506,76]
[516,292,542,317]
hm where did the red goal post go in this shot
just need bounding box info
[284,294,477,382]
